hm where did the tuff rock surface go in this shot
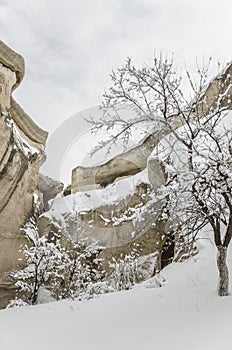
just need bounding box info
[0,40,48,308]
[38,174,63,211]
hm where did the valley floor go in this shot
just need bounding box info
[1,233,232,350]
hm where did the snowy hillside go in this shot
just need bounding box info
[1,230,232,350]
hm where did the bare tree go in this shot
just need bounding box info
[11,224,64,305]
[88,55,216,153]
[89,54,232,296]
[155,109,232,296]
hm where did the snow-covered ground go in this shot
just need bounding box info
[1,230,232,350]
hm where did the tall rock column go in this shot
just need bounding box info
[0,40,48,308]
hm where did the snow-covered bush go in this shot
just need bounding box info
[10,220,65,305]
[50,240,105,301]
[10,219,106,305]
[109,249,139,291]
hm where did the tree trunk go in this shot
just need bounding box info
[217,246,229,296]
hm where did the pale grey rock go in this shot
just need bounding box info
[147,157,167,191]
[0,40,48,308]
[38,174,63,211]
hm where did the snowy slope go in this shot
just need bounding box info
[1,230,232,350]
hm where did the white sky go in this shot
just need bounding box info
[0,0,231,135]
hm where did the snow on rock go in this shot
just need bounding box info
[43,168,150,227]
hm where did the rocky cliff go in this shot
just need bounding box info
[0,40,48,308]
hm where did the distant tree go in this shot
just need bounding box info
[89,54,232,296]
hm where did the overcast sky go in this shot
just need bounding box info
[0,0,231,135]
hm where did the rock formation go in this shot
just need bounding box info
[49,63,231,280]
[197,62,232,115]
[71,131,167,193]
[38,171,173,279]
[38,174,63,211]
[0,40,48,308]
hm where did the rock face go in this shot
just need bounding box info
[0,40,48,308]
[38,174,63,211]
[38,174,172,278]
[197,62,232,115]
[71,131,167,193]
